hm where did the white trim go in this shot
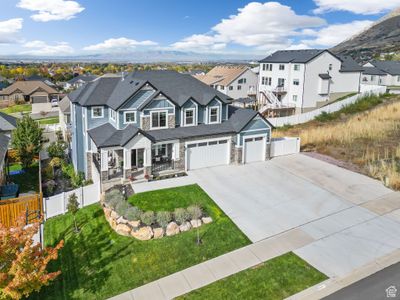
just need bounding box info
[91,106,104,119]
[109,108,117,122]
[123,110,136,124]
[150,110,168,129]
[208,106,220,124]
[183,107,196,126]
[242,133,267,164]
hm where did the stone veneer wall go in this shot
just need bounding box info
[86,152,93,180]
[141,116,150,131]
[265,143,271,160]
[234,147,243,164]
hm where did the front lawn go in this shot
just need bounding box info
[32,185,250,299]
[37,116,60,125]
[179,252,327,300]
[0,103,31,114]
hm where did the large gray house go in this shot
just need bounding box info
[68,71,273,183]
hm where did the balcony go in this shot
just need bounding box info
[273,85,287,94]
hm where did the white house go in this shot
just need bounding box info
[362,61,400,86]
[64,74,98,91]
[258,49,363,115]
[195,65,258,99]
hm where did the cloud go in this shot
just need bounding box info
[83,37,158,52]
[171,2,325,52]
[17,0,84,22]
[0,18,23,43]
[313,0,400,15]
[301,20,374,47]
[21,40,74,55]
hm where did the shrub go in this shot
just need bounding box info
[140,211,155,226]
[174,208,190,225]
[187,205,202,220]
[47,141,67,159]
[61,163,75,178]
[115,201,129,216]
[124,206,142,221]
[105,190,124,209]
[156,211,172,228]
[71,171,85,188]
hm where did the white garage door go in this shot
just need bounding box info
[244,136,265,163]
[187,139,229,170]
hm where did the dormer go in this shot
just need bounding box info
[180,98,198,127]
[205,98,223,125]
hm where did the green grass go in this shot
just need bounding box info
[8,162,22,172]
[31,185,250,300]
[178,252,327,300]
[37,116,59,125]
[9,163,39,193]
[0,104,31,114]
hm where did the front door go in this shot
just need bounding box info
[131,149,144,169]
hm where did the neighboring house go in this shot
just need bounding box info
[58,96,71,141]
[0,133,10,184]
[232,97,257,109]
[0,112,17,137]
[25,75,57,88]
[64,74,98,90]
[68,71,273,183]
[258,49,363,115]
[0,80,60,104]
[362,61,400,86]
[195,66,258,99]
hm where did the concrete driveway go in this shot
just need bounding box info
[189,154,400,278]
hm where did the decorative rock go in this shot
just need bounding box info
[179,221,192,232]
[190,219,202,228]
[110,210,119,220]
[128,220,141,229]
[201,217,213,224]
[153,227,164,239]
[117,216,128,224]
[166,222,180,236]
[131,226,153,240]
[115,224,131,236]
[103,207,112,219]
[109,218,117,230]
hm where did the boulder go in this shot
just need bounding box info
[166,222,180,236]
[201,217,213,224]
[131,226,153,240]
[103,207,112,219]
[128,220,141,229]
[190,219,202,228]
[115,224,131,236]
[109,218,117,230]
[110,210,119,220]
[179,221,192,232]
[153,227,164,239]
[117,216,128,224]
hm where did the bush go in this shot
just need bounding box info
[47,141,67,159]
[140,211,155,226]
[105,190,124,209]
[156,211,172,228]
[124,206,142,221]
[187,205,202,220]
[174,208,190,225]
[61,163,75,178]
[71,171,85,188]
[115,201,129,216]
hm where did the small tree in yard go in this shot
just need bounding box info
[187,205,203,245]
[0,215,63,300]
[67,193,80,233]
[47,141,67,159]
[11,115,43,168]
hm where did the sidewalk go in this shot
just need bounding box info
[108,228,314,300]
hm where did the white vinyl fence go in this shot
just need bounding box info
[267,85,387,127]
[43,181,101,219]
[270,137,300,157]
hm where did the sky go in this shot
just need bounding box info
[0,0,399,57]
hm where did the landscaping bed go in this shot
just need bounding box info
[178,252,327,299]
[31,185,250,299]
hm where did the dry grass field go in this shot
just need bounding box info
[274,94,400,190]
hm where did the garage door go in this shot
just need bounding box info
[244,136,265,163]
[187,139,229,170]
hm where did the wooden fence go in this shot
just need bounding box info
[0,193,43,227]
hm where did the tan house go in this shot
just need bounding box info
[0,80,60,104]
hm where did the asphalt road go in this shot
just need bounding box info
[324,262,400,300]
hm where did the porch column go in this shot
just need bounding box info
[123,149,132,179]
[100,149,108,182]
[143,147,152,178]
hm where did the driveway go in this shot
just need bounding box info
[189,154,400,278]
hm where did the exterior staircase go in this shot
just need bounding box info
[258,89,281,114]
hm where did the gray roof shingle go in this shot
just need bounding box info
[362,66,387,76]
[370,61,400,76]
[259,49,325,63]
[319,73,332,79]
[0,112,17,132]
[338,55,364,72]
[67,75,98,84]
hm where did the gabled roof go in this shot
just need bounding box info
[369,61,400,76]
[259,49,326,63]
[337,55,364,72]
[70,71,231,109]
[59,96,71,113]
[0,112,17,132]
[67,74,98,84]
[0,80,59,96]
[362,66,387,76]
[195,65,250,86]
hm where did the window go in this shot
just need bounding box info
[279,64,285,70]
[293,79,300,86]
[278,78,285,87]
[151,111,167,129]
[397,76,400,82]
[238,78,247,84]
[124,111,136,124]
[229,86,233,90]
[262,63,272,71]
[329,64,333,71]
[220,85,225,90]
[153,144,167,156]
[293,95,298,102]
[209,107,219,124]
[91,106,103,118]
[237,85,242,90]
[184,108,195,126]
[261,77,271,86]
[109,109,116,121]
[294,64,300,71]
[371,75,375,81]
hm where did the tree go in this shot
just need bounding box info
[0,215,63,300]
[11,116,43,168]
[47,141,67,159]
[67,193,80,233]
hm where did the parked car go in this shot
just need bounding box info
[51,98,59,107]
